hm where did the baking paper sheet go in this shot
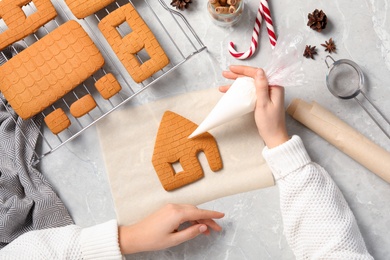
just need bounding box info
[97,88,274,225]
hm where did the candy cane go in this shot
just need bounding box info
[260,0,276,47]
[228,0,276,59]
[228,5,262,59]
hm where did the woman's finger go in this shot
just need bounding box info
[222,70,240,80]
[218,84,231,93]
[197,219,223,232]
[169,224,208,246]
[229,65,260,78]
[254,69,270,104]
[177,206,224,226]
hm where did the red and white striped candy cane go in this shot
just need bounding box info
[260,0,276,47]
[228,0,276,60]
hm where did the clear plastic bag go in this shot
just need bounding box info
[264,32,306,87]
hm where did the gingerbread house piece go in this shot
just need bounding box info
[0,0,57,51]
[0,20,105,120]
[152,111,223,191]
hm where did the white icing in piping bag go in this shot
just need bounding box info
[189,77,256,138]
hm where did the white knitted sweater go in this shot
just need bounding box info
[0,135,373,259]
[263,135,373,259]
[0,219,122,259]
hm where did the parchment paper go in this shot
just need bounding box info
[97,88,274,225]
[287,98,390,184]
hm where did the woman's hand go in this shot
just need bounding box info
[118,204,224,254]
[220,65,289,148]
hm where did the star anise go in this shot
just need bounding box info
[171,0,192,10]
[303,45,317,59]
[321,38,336,53]
[307,9,327,32]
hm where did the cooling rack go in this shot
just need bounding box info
[0,0,206,164]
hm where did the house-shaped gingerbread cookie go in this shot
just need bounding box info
[152,111,223,191]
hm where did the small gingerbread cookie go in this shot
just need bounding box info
[70,94,97,118]
[0,0,57,50]
[94,73,122,99]
[64,0,115,19]
[152,111,223,191]
[44,108,71,134]
[98,3,169,83]
[0,20,105,120]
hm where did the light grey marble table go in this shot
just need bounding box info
[39,0,390,259]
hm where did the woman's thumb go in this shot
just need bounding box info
[255,69,270,101]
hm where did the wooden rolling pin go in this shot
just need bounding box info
[287,98,390,184]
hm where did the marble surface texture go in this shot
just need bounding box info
[38,0,390,259]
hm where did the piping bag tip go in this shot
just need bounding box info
[188,124,207,139]
[188,77,256,139]
[188,132,196,139]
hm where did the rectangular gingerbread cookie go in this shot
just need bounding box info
[44,108,71,135]
[0,20,105,120]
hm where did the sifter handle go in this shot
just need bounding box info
[354,95,390,140]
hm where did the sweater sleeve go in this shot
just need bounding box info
[0,220,123,259]
[262,135,373,260]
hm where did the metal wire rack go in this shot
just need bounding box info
[0,0,206,164]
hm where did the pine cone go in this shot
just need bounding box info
[171,0,192,10]
[307,9,327,32]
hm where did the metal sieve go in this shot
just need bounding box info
[325,55,390,139]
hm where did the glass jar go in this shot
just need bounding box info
[207,0,244,27]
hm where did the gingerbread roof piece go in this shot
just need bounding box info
[152,111,223,191]
[0,20,104,120]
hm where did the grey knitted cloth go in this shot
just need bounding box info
[0,47,73,249]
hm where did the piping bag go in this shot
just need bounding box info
[189,77,256,138]
[189,32,306,139]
